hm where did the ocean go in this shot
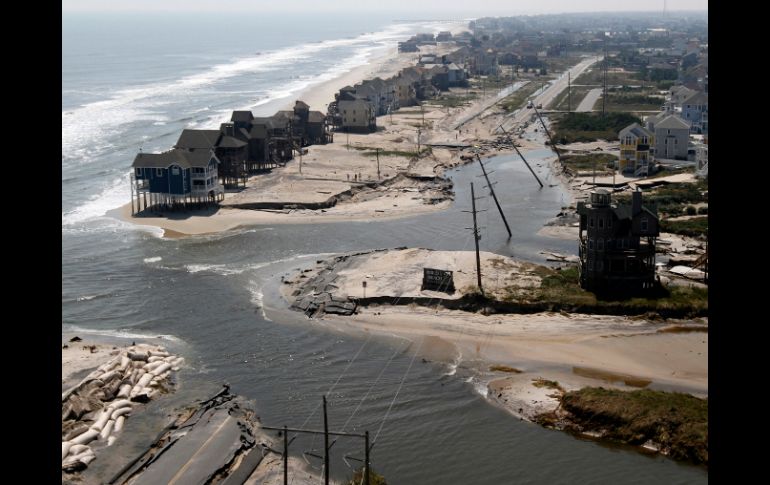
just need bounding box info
[62,12,707,484]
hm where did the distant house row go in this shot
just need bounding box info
[129,101,331,214]
[327,57,468,133]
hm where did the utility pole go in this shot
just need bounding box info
[498,124,543,188]
[283,425,288,485]
[568,71,571,113]
[323,395,329,485]
[346,130,350,150]
[421,102,425,127]
[469,183,483,295]
[376,148,381,179]
[364,431,371,485]
[417,127,421,156]
[476,154,511,238]
[532,107,564,170]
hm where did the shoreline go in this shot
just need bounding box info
[277,247,707,459]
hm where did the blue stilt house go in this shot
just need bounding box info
[131,148,224,214]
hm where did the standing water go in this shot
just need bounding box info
[62,12,707,484]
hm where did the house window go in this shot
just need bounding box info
[193,167,205,174]
[588,239,594,250]
[193,180,204,186]
[641,217,648,231]
[171,167,180,175]
[156,168,163,177]
[135,168,141,176]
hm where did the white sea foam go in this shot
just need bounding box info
[62,20,463,226]
[143,256,162,263]
[63,325,183,343]
[61,172,131,226]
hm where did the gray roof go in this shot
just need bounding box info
[295,100,310,109]
[174,129,221,150]
[656,115,690,130]
[231,111,254,122]
[219,136,247,148]
[683,91,708,106]
[133,149,215,169]
[619,123,653,139]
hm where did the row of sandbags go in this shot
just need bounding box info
[62,345,184,472]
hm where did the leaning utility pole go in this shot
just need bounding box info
[532,107,564,170]
[417,127,422,156]
[476,154,511,238]
[498,124,543,188]
[376,148,381,179]
[567,71,571,113]
[323,396,329,485]
[469,183,483,295]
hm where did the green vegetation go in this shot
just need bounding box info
[500,81,540,112]
[544,56,584,73]
[500,265,708,315]
[549,86,592,111]
[605,93,664,112]
[532,378,562,391]
[660,217,708,237]
[554,387,708,464]
[346,467,387,485]
[489,365,522,373]
[426,93,478,108]
[618,179,708,218]
[553,112,641,143]
[573,68,645,88]
[560,153,618,171]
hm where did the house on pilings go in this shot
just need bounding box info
[130,148,224,215]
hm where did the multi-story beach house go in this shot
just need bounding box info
[652,114,690,160]
[618,123,655,176]
[577,189,659,295]
[681,91,708,134]
[337,91,376,133]
[131,148,224,214]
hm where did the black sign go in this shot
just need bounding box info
[422,268,455,293]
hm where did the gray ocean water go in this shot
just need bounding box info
[62,13,707,484]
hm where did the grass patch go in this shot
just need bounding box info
[553,112,641,144]
[489,365,522,373]
[499,264,708,315]
[660,217,708,237]
[500,82,540,112]
[426,93,478,108]
[533,378,562,391]
[549,86,592,111]
[558,387,708,464]
[560,153,618,171]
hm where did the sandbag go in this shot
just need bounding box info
[70,428,99,445]
[114,415,125,432]
[151,363,171,377]
[116,384,132,399]
[62,442,72,461]
[100,419,114,440]
[111,406,131,420]
[91,409,111,431]
[127,351,148,362]
[107,436,117,446]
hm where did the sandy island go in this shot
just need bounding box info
[280,248,707,425]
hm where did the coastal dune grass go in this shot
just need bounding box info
[557,387,708,464]
[552,112,640,144]
[500,265,708,315]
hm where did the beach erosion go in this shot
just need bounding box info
[69,21,708,476]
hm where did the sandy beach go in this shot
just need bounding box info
[281,248,708,422]
[113,25,566,238]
